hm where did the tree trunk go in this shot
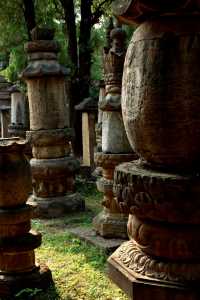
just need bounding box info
[59,0,82,157]
[79,0,93,100]
[23,0,36,40]
[60,0,78,73]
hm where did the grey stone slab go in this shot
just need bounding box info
[67,226,127,255]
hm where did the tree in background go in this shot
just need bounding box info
[0,0,114,155]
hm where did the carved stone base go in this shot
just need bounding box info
[93,210,128,239]
[108,241,200,300]
[29,193,85,218]
[0,265,53,297]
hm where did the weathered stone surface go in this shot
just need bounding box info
[108,244,200,300]
[67,226,126,254]
[114,160,200,224]
[23,27,84,217]
[29,193,85,218]
[0,139,32,207]
[93,210,128,239]
[112,0,200,24]
[93,21,136,238]
[8,89,29,138]
[27,78,68,131]
[108,6,200,300]
[102,110,132,153]
[122,16,200,170]
[94,152,136,238]
[27,128,73,159]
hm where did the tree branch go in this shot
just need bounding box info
[91,0,112,25]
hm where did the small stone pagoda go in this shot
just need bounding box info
[0,75,12,138]
[8,85,29,138]
[108,1,200,299]
[93,20,136,239]
[22,27,84,218]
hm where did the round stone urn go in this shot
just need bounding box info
[122,15,200,170]
[0,138,31,207]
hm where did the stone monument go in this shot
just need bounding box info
[0,76,12,138]
[96,80,105,153]
[0,138,52,297]
[8,85,29,138]
[108,1,200,299]
[93,21,136,238]
[75,96,98,171]
[22,27,84,218]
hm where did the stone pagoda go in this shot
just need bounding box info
[0,75,12,138]
[93,20,136,239]
[8,85,29,138]
[108,1,200,299]
[22,27,84,218]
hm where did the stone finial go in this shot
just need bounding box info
[103,23,126,95]
[22,27,69,79]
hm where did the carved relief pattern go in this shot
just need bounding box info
[113,161,200,224]
[114,240,200,283]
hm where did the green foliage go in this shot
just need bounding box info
[0,0,114,89]
[29,181,128,300]
[15,288,42,299]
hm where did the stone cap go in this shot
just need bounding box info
[75,97,98,112]
[22,27,70,79]
[8,84,21,94]
[112,0,200,24]
[22,62,69,78]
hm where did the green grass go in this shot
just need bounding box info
[17,180,128,300]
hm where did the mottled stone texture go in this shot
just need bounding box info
[108,2,200,299]
[22,27,84,218]
[75,97,98,170]
[8,86,29,138]
[93,21,136,238]
[0,76,12,138]
[0,138,52,297]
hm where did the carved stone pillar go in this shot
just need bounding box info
[0,76,12,138]
[75,97,98,171]
[93,22,136,238]
[0,138,52,297]
[8,86,29,138]
[22,28,84,218]
[96,80,105,153]
[108,1,200,299]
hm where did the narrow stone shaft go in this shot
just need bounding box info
[8,86,29,138]
[93,21,136,238]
